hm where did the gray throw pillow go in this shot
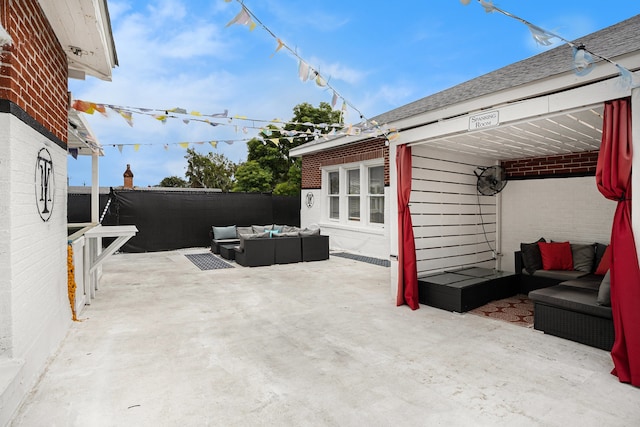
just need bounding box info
[299,228,320,236]
[597,270,611,306]
[571,243,595,273]
[520,238,546,275]
[252,224,273,233]
[213,225,236,240]
[236,226,253,238]
[239,232,269,250]
[282,225,299,233]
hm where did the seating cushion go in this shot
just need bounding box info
[532,269,589,281]
[212,225,236,240]
[595,245,611,275]
[538,241,573,270]
[559,274,602,291]
[529,285,612,319]
[571,243,595,273]
[236,226,253,237]
[597,271,611,306]
[252,224,273,233]
[520,238,546,274]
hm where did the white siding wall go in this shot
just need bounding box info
[410,146,496,276]
[0,114,70,422]
[501,176,616,273]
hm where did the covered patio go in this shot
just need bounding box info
[10,249,640,425]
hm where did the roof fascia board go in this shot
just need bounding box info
[392,52,640,133]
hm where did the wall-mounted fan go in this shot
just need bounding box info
[474,165,508,196]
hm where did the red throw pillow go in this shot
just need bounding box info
[595,245,611,275]
[538,241,574,270]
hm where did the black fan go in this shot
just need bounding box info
[474,165,507,196]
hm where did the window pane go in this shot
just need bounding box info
[348,196,360,221]
[348,169,360,194]
[329,171,339,195]
[369,166,384,195]
[329,196,339,219]
[370,196,384,224]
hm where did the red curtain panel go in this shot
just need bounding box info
[396,145,419,310]
[596,97,640,387]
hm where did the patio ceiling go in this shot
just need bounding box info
[410,104,604,160]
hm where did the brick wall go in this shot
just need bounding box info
[0,0,68,143]
[301,138,389,189]
[502,151,599,179]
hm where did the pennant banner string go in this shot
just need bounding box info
[71,99,394,140]
[225,0,381,132]
[465,0,638,88]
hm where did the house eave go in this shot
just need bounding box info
[38,0,118,81]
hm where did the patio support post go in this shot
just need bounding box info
[91,152,99,223]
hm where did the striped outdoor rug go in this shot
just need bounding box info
[185,253,234,270]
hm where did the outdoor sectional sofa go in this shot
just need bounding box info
[210,224,329,267]
[514,239,613,350]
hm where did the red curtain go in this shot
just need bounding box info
[596,98,640,387]
[396,144,419,310]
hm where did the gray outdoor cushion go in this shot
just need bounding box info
[597,270,611,306]
[532,269,589,280]
[571,243,596,273]
[282,225,299,233]
[277,231,299,237]
[212,225,236,240]
[236,226,253,237]
[529,285,612,319]
[252,224,273,233]
[299,227,321,236]
[560,274,602,291]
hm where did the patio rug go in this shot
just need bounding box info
[185,253,234,270]
[469,294,534,328]
[331,252,391,267]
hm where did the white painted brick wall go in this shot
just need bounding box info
[501,176,616,273]
[0,114,12,358]
[0,114,70,422]
[300,187,391,259]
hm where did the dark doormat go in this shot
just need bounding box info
[185,253,234,270]
[331,252,390,267]
[468,294,534,328]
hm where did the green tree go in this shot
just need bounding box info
[184,148,236,191]
[273,161,302,196]
[232,160,273,193]
[245,102,342,194]
[158,176,188,187]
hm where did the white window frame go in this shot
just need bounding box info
[322,159,385,230]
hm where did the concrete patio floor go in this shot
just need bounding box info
[10,249,640,426]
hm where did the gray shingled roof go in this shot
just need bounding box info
[370,14,640,125]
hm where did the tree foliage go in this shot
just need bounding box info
[243,102,342,194]
[184,148,236,191]
[158,176,188,188]
[232,160,273,193]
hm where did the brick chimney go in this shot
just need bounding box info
[123,164,134,189]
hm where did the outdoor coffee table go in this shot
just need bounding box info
[219,244,238,261]
[417,267,516,313]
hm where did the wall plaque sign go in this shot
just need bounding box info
[35,147,54,221]
[305,192,314,208]
[468,110,499,131]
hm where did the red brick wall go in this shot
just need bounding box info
[502,151,599,179]
[301,138,389,189]
[0,0,68,142]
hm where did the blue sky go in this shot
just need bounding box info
[67,0,640,187]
